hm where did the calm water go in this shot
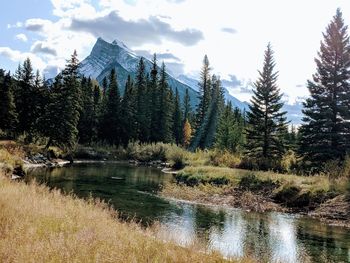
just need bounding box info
[27,163,350,262]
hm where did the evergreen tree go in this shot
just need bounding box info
[0,70,18,136]
[191,75,225,149]
[78,77,95,144]
[183,88,192,123]
[245,44,288,168]
[135,57,150,142]
[158,62,173,142]
[92,82,102,142]
[182,118,192,147]
[101,69,121,144]
[215,102,245,153]
[149,54,161,142]
[299,9,350,169]
[120,75,137,145]
[46,51,81,150]
[195,55,211,130]
[173,88,183,145]
[13,58,35,138]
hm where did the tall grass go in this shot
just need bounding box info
[0,173,238,262]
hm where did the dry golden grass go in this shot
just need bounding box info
[0,173,245,263]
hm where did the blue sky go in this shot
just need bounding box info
[1,0,350,105]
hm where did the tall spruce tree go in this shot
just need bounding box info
[245,44,288,167]
[183,88,192,123]
[158,62,173,142]
[298,9,350,169]
[135,57,150,142]
[215,102,245,153]
[120,75,137,145]
[101,69,121,144]
[191,75,225,149]
[46,51,81,150]
[195,55,211,130]
[173,88,183,145]
[0,70,18,136]
[78,77,95,144]
[14,58,35,138]
[149,54,161,142]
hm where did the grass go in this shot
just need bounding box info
[0,172,241,263]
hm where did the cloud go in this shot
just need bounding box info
[221,74,242,87]
[221,27,237,34]
[135,49,181,62]
[166,62,185,76]
[42,65,61,78]
[166,0,186,3]
[31,42,57,56]
[7,22,23,29]
[69,11,204,46]
[15,34,28,42]
[0,47,46,70]
[25,18,52,32]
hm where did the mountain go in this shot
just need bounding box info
[79,37,248,112]
[79,37,198,107]
[177,74,249,112]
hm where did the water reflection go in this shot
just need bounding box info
[27,163,350,262]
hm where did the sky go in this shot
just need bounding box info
[1,0,350,106]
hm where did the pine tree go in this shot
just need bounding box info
[195,55,211,130]
[245,44,288,168]
[46,51,81,150]
[101,69,121,144]
[13,58,35,138]
[120,75,137,145]
[215,102,245,153]
[78,77,95,144]
[299,9,350,169]
[191,75,225,149]
[183,88,192,123]
[158,62,173,142]
[0,70,18,136]
[173,88,183,145]
[135,57,150,142]
[182,118,192,147]
[92,82,102,142]
[149,54,161,142]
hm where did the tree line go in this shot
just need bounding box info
[0,9,349,174]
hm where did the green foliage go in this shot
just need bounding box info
[0,70,18,137]
[238,173,278,192]
[175,173,230,187]
[245,44,288,170]
[172,88,183,145]
[215,102,245,153]
[208,150,241,168]
[273,184,301,204]
[298,9,350,170]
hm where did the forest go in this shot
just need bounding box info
[1,9,350,179]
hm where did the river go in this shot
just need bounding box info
[26,163,350,262]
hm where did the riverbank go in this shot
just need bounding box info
[160,166,350,228]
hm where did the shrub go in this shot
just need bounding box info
[174,173,230,187]
[280,150,297,173]
[274,184,301,204]
[165,145,187,169]
[238,173,278,192]
[208,150,241,168]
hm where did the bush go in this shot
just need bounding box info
[280,150,297,173]
[174,173,230,187]
[274,184,301,204]
[208,150,241,168]
[238,173,278,192]
[165,145,187,169]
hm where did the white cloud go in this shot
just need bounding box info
[7,22,23,29]
[0,47,46,71]
[15,34,28,42]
